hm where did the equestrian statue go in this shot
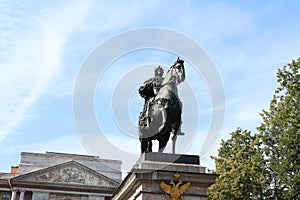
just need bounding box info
[138,57,185,154]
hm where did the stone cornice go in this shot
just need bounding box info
[20,152,122,164]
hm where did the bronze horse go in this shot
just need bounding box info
[139,58,185,153]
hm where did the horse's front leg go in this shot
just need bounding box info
[172,134,177,154]
[171,119,181,154]
[140,138,148,153]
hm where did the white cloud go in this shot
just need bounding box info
[0,0,166,144]
[0,1,92,141]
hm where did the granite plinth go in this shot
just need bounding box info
[135,152,205,173]
[141,152,200,164]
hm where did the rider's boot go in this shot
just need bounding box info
[177,123,185,135]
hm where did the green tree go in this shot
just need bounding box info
[208,128,265,199]
[209,58,300,199]
[258,58,300,199]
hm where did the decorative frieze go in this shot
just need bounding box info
[13,161,119,188]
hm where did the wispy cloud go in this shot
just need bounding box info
[0,1,92,141]
[0,0,165,142]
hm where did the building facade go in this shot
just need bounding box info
[0,152,122,200]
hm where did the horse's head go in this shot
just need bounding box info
[160,57,185,87]
[172,57,185,84]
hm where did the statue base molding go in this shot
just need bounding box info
[111,153,217,200]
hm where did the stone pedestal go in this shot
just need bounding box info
[111,152,217,200]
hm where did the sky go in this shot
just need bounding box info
[1,0,300,174]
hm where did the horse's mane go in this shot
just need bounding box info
[161,66,174,86]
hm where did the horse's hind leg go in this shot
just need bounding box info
[158,132,170,153]
[140,138,148,153]
[158,142,166,153]
[147,140,153,152]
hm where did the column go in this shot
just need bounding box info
[10,191,17,200]
[20,191,25,200]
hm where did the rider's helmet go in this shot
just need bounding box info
[155,65,164,77]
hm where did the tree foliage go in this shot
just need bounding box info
[258,58,300,199]
[208,128,264,199]
[208,58,300,199]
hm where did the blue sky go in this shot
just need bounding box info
[1,0,300,173]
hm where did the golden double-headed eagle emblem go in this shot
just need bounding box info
[160,172,190,200]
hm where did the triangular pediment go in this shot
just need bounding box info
[12,161,119,187]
